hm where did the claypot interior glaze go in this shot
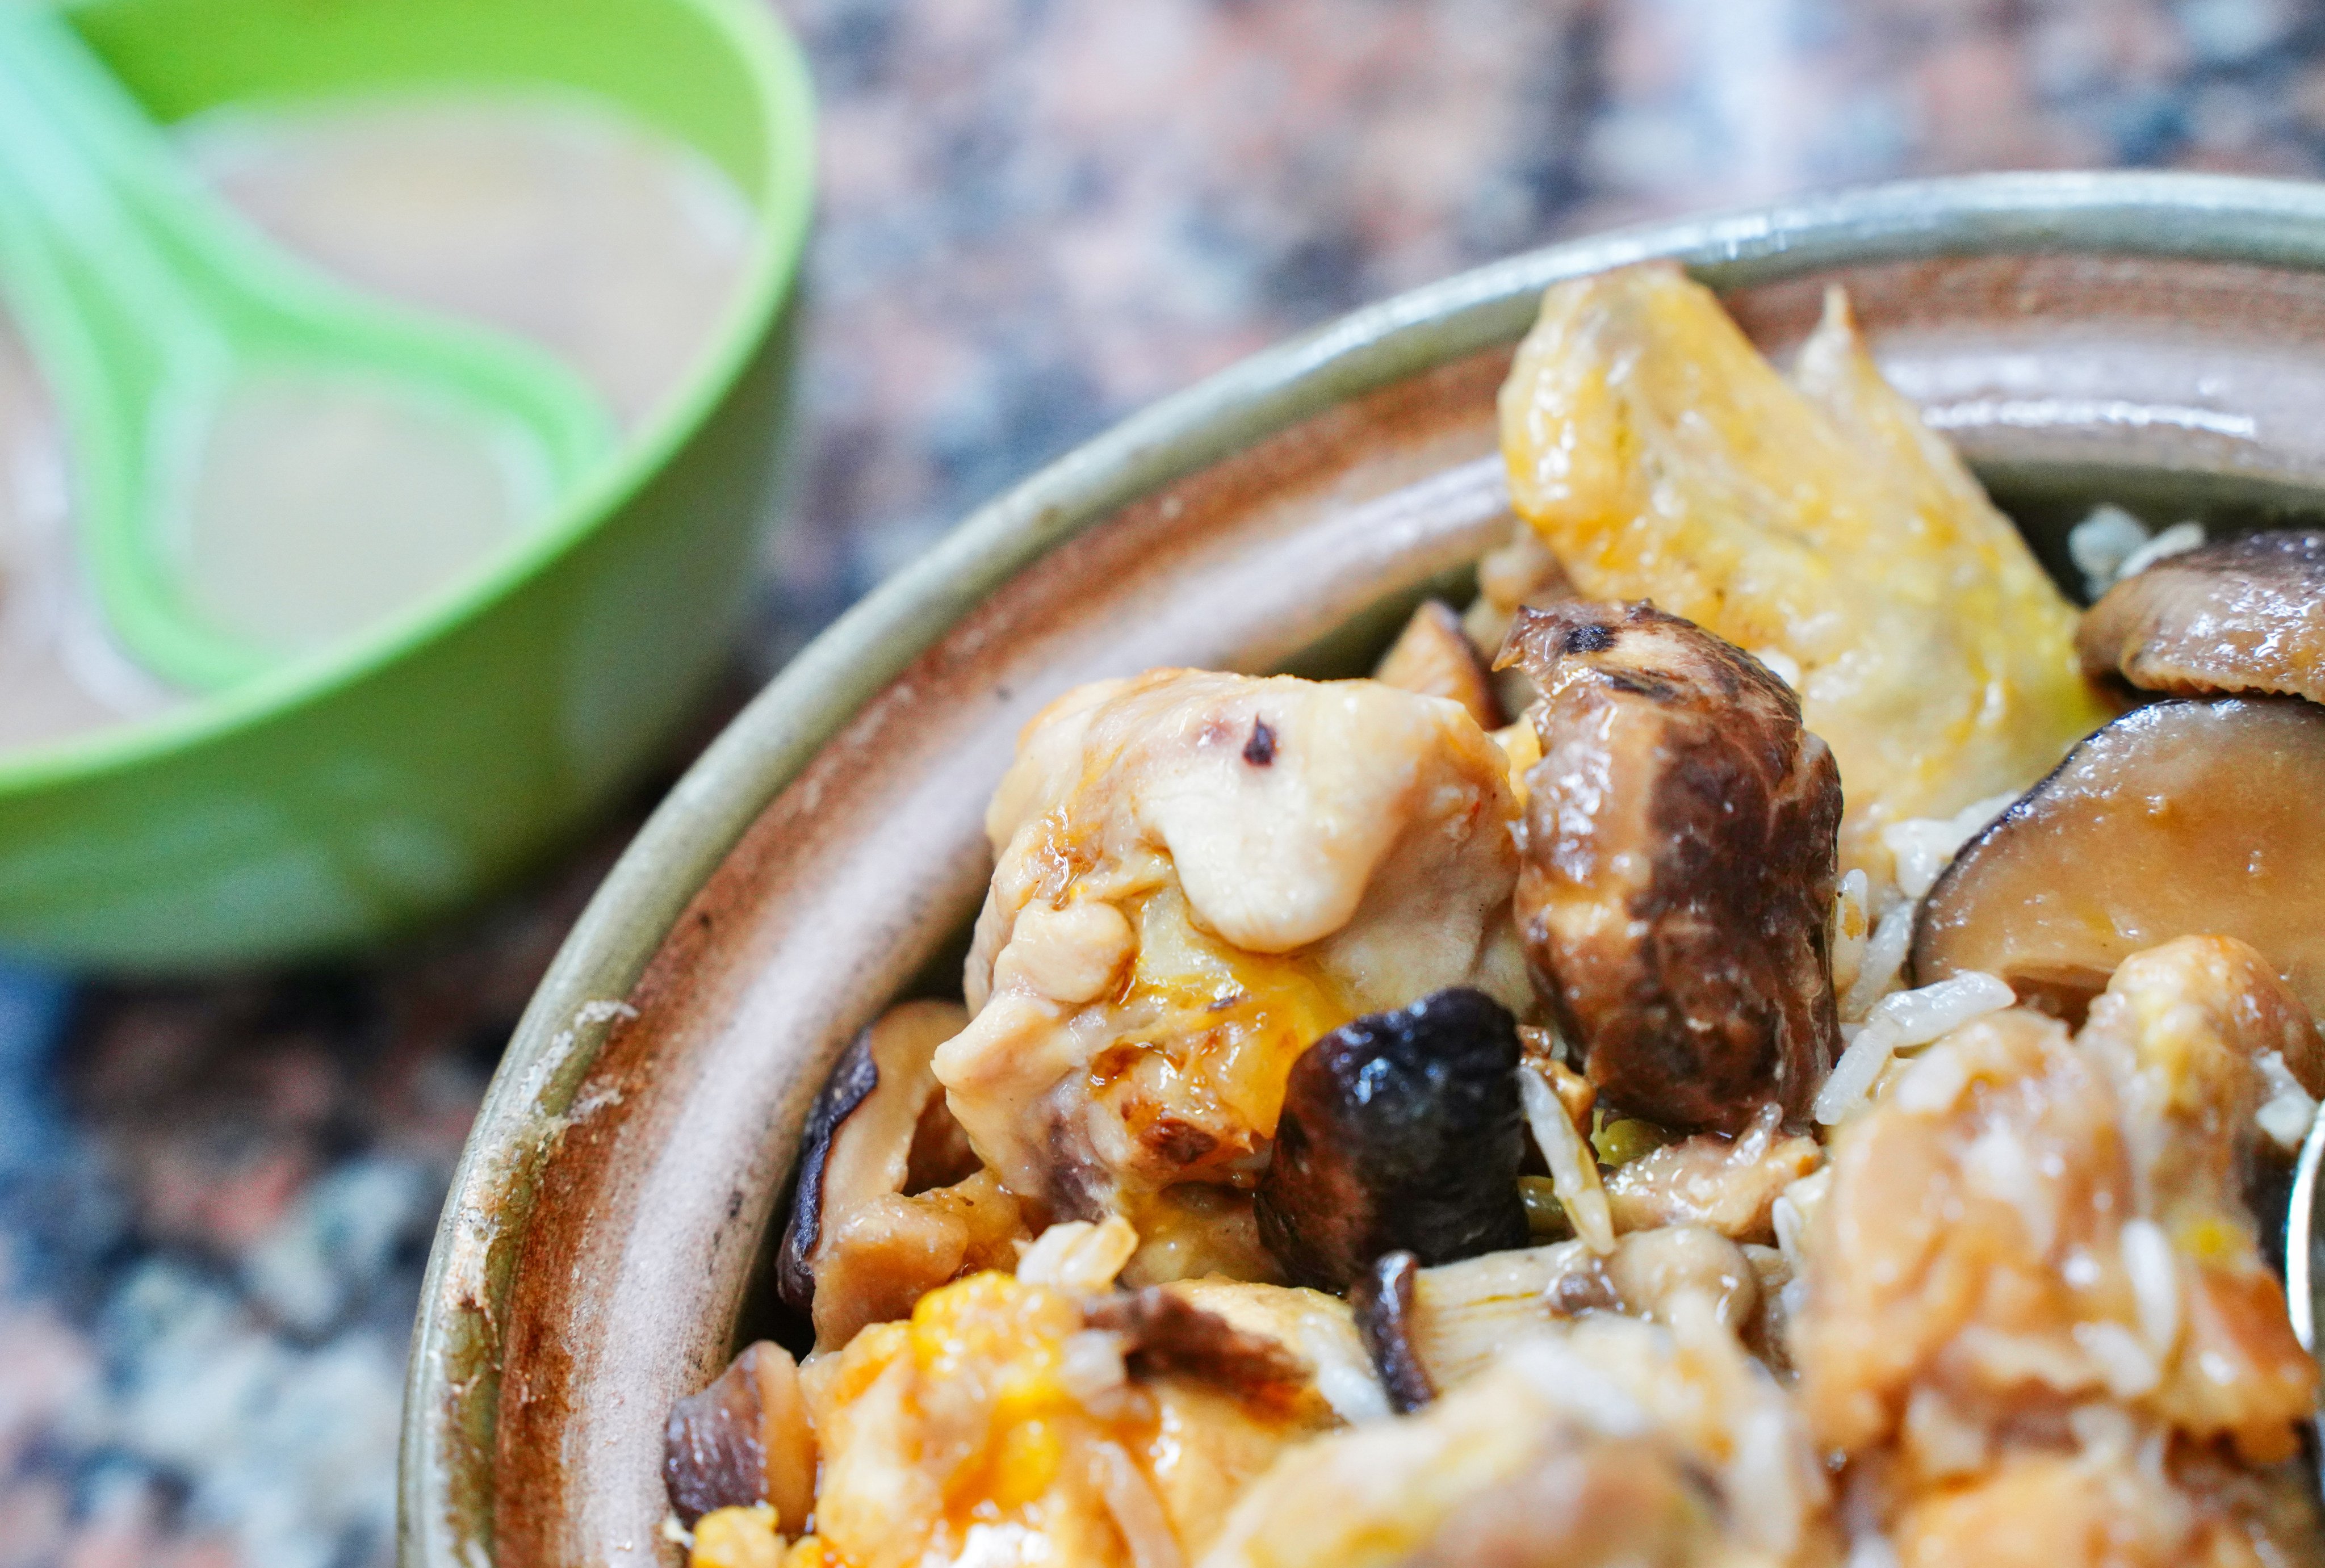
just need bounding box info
[401,173,2325,1568]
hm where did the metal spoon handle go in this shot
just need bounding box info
[2285,1103,2325,1499]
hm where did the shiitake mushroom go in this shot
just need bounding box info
[1913,697,2325,1018]
[1348,1251,1437,1413]
[777,1001,1004,1348]
[663,1340,815,1529]
[1497,601,1844,1133]
[1082,1285,1313,1413]
[2078,529,2325,703]
[1254,987,1529,1290]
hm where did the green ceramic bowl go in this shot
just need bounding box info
[0,0,814,970]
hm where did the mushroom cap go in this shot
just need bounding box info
[1500,599,1844,1132]
[1253,987,1529,1290]
[2079,529,2325,702]
[1913,697,2325,1018]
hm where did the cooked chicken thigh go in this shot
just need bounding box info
[790,1259,1377,1568]
[1792,941,2319,1490]
[1197,1303,1830,1568]
[1497,265,2109,881]
[934,669,1529,1260]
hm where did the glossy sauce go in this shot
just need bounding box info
[0,93,756,752]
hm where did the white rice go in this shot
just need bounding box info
[1840,900,1917,1024]
[2066,504,2150,599]
[1015,1215,1138,1293]
[1751,647,1803,691]
[2255,1049,2319,1153]
[1841,898,1916,1018]
[1879,791,2017,902]
[1828,869,1870,1001]
[2115,518,2206,580]
[1059,1330,1130,1412]
[2065,504,2205,600]
[2118,1217,2180,1358]
[1814,971,2016,1125]
[2072,1319,2160,1398]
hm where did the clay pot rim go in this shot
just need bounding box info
[397,169,2325,1567]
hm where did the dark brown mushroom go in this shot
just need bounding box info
[777,1001,1013,1348]
[1498,601,1843,1133]
[1254,988,1529,1290]
[1373,599,1502,729]
[1083,1285,1313,1414]
[1913,697,2325,1020]
[2078,530,2325,702]
[1348,1250,1437,1412]
[663,1340,816,1530]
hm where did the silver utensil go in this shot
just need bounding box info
[2285,1106,2325,1493]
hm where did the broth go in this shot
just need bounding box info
[0,93,757,753]
[178,369,538,656]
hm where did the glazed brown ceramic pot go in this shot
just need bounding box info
[400,171,2325,1568]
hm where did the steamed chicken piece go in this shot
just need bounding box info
[1197,1303,1832,1568]
[1501,600,1844,1131]
[790,1267,1371,1568]
[1371,599,1500,729]
[935,669,1528,1263]
[1790,942,2319,1483]
[2084,936,2325,1229]
[1888,1435,2325,1568]
[1497,264,2111,878]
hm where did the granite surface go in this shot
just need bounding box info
[6,1,2325,1563]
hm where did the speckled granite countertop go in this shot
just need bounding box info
[5,1,2324,1563]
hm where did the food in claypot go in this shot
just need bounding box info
[667,263,2325,1568]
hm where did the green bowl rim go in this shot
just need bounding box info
[397,169,2325,1567]
[0,0,817,794]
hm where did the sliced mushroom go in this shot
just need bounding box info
[1348,1250,1437,1414]
[1373,599,1502,729]
[1161,1276,1390,1425]
[1499,601,1844,1132]
[777,1000,1021,1348]
[1253,988,1528,1290]
[1398,1227,1762,1394]
[2077,529,2325,702]
[663,1340,816,1530]
[1913,698,2325,1019]
[1084,1285,1314,1415]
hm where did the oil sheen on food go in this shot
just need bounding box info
[0,93,756,754]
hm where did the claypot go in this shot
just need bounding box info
[400,171,2325,1568]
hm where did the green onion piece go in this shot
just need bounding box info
[1591,1117,1674,1168]
[1518,1175,1569,1239]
